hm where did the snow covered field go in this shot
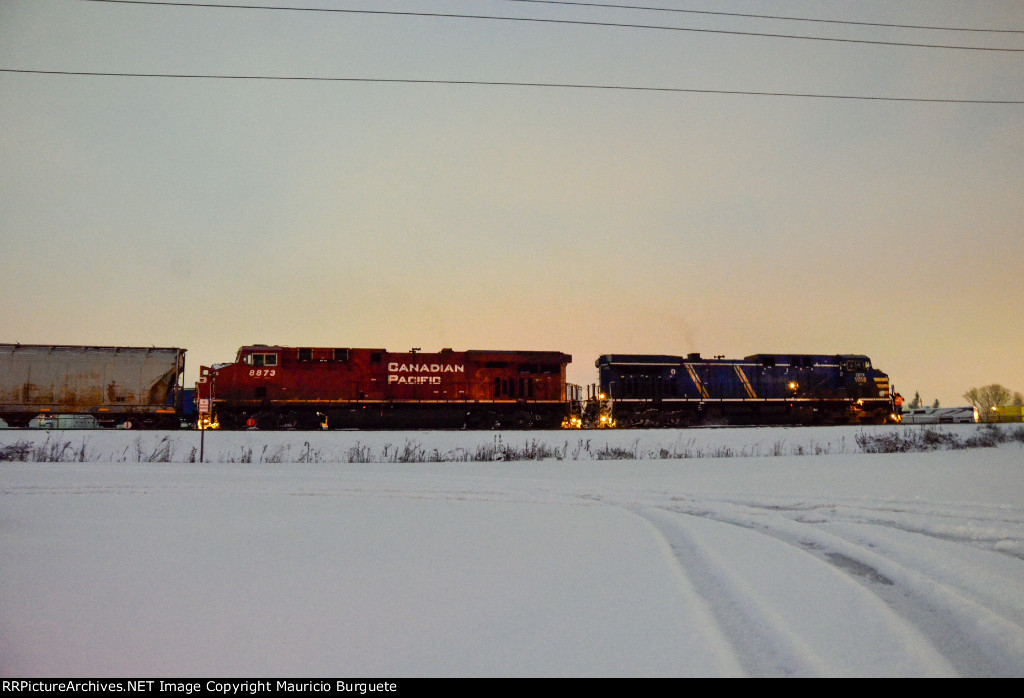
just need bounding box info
[2,425,1023,677]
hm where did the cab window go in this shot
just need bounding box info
[249,353,278,367]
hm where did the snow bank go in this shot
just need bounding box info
[2,426,1022,676]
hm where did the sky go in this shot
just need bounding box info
[2,0,1022,406]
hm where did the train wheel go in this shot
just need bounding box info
[156,415,179,430]
[293,412,323,430]
[256,413,278,430]
[216,412,240,430]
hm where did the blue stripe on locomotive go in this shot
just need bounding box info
[596,353,885,401]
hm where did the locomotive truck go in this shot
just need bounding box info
[197,344,577,430]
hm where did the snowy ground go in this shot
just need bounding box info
[2,425,1022,677]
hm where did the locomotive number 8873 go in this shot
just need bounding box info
[197,345,577,430]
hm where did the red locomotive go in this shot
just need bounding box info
[197,345,577,429]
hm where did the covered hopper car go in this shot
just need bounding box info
[0,344,187,429]
[197,345,576,430]
[586,352,896,427]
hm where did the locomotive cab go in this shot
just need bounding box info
[238,347,280,368]
[839,355,887,397]
[836,354,895,422]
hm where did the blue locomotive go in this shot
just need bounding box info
[586,353,897,427]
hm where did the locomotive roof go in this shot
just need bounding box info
[745,353,872,362]
[597,353,872,365]
[236,345,568,356]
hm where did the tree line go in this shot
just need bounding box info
[903,384,1022,413]
[962,384,1024,414]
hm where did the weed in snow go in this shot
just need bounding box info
[3,425,1021,463]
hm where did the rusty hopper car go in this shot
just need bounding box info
[0,344,187,428]
[198,345,574,429]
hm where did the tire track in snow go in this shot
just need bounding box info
[628,506,834,677]
[651,498,1024,677]
[817,519,1024,623]
[763,498,1024,560]
[627,505,958,677]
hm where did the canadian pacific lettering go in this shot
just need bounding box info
[387,362,464,373]
[387,362,464,385]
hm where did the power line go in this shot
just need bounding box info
[498,0,1024,35]
[79,1,1024,52]
[3,69,1021,104]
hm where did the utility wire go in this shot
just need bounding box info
[498,0,1024,35]
[79,1,1024,52]
[3,69,1021,104]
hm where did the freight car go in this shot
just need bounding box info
[197,345,576,430]
[586,352,896,427]
[0,344,187,429]
[900,406,978,424]
[987,405,1024,423]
